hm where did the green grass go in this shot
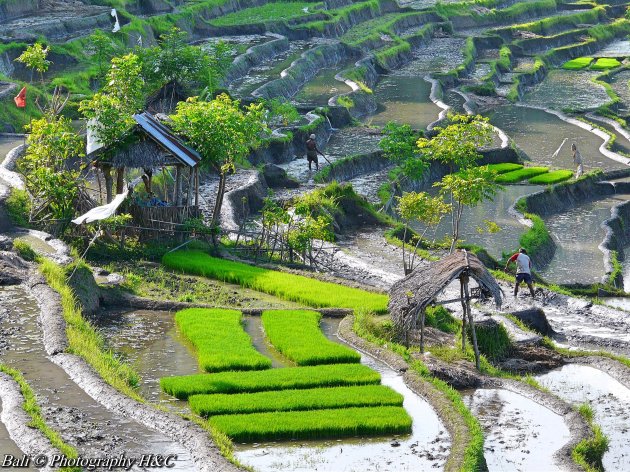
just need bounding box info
[262,310,360,365]
[189,385,403,416]
[528,170,574,184]
[176,308,271,372]
[161,364,381,399]
[562,57,593,70]
[472,322,512,362]
[162,250,389,313]
[486,163,524,174]
[13,239,38,262]
[573,403,608,471]
[591,58,621,70]
[209,2,323,26]
[495,167,549,183]
[40,259,142,401]
[0,365,80,472]
[208,406,412,442]
[519,213,553,261]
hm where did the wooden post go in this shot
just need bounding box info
[186,167,193,206]
[419,307,426,353]
[102,164,113,203]
[174,165,182,206]
[460,281,467,351]
[194,167,199,207]
[462,273,481,370]
[116,167,125,194]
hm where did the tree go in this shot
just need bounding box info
[15,43,51,83]
[380,122,428,179]
[396,191,450,274]
[18,114,84,231]
[171,94,268,242]
[433,165,501,253]
[86,29,119,81]
[80,53,145,202]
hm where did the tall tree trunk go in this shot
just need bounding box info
[210,172,227,245]
[102,165,113,203]
[116,167,125,194]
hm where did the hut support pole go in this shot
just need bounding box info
[461,274,481,370]
[460,281,467,351]
[419,308,426,353]
[194,167,199,207]
[174,165,182,206]
[186,167,193,206]
[102,165,113,204]
[116,167,125,195]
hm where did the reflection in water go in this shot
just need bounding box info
[538,195,629,284]
[464,388,570,472]
[486,105,626,171]
[537,364,630,471]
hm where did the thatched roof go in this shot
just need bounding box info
[92,112,200,169]
[389,250,503,330]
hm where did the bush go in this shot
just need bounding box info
[5,188,30,227]
[528,170,573,185]
[176,308,271,372]
[495,167,549,183]
[262,310,360,365]
[208,406,412,442]
[562,57,593,70]
[13,239,38,262]
[162,250,389,313]
[189,385,403,416]
[160,363,381,399]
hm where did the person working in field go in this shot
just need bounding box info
[305,134,324,171]
[504,248,535,298]
[571,143,583,179]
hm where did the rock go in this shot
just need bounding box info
[262,164,299,188]
[420,354,482,389]
[105,273,124,285]
[509,308,555,335]
[67,263,101,315]
[0,235,12,251]
[0,251,27,285]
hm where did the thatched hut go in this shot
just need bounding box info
[388,250,503,368]
[89,111,201,234]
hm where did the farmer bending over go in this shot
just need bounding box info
[505,248,535,298]
[305,134,324,171]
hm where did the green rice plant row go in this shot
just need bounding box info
[591,58,621,70]
[209,406,412,442]
[562,57,593,70]
[495,167,549,183]
[528,170,573,185]
[189,385,403,416]
[161,363,381,399]
[176,308,271,373]
[486,163,524,174]
[262,310,360,365]
[162,250,388,313]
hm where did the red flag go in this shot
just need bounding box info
[14,86,26,108]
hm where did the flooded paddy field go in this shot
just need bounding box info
[293,64,353,107]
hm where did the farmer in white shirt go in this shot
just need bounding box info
[504,248,535,298]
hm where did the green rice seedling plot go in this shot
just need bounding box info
[262,310,360,365]
[160,364,381,399]
[495,167,549,183]
[189,385,403,416]
[208,406,412,442]
[591,58,621,70]
[528,169,574,184]
[162,250,388,313]
[562,57,593,70]
[175,308,271,373]
[486,163,524,174]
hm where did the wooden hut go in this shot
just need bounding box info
[90,111,202,234]
[388,250,503,369]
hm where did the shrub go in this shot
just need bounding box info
[160,363,381,399]
[5,188,30,226]
[591,58,621,70]
[562,57,593,70]
[176,308,271,372]
[208,406,412,442]
[13,239,38,262]
[528,170,573,185]
[189,385,403,416]
[262,310,360,365]
[162,250,388,313]
[495,167,549,183]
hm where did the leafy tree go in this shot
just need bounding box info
[380,122,427,178]
[171,94,268,242]
[417,114,493,170]
[18,114,84,231]
[263,98,300,126]
[396,191,450,274]
[433,165,501,253]
[86,29,119,80]
[15,43,51,83]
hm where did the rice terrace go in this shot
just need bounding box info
[5,0,630,471]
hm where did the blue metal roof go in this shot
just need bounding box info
[133,112,201,168]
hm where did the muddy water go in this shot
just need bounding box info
[0,137,22,161]
[522,70,611,112]
[0,288,192,469]
[536,364,630,471]
[464,388,571,471]
[538,194,629,284]
[293,65,352,107]
[365,75,441,131]
[608,70,630,113]
[411,185,541,260]
[486,105,626,171]
[8,233,57,255]
[596,39,630,58]
[234,318,450,471]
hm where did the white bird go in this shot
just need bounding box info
[111,8,121,33]
[551,138,567,159]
